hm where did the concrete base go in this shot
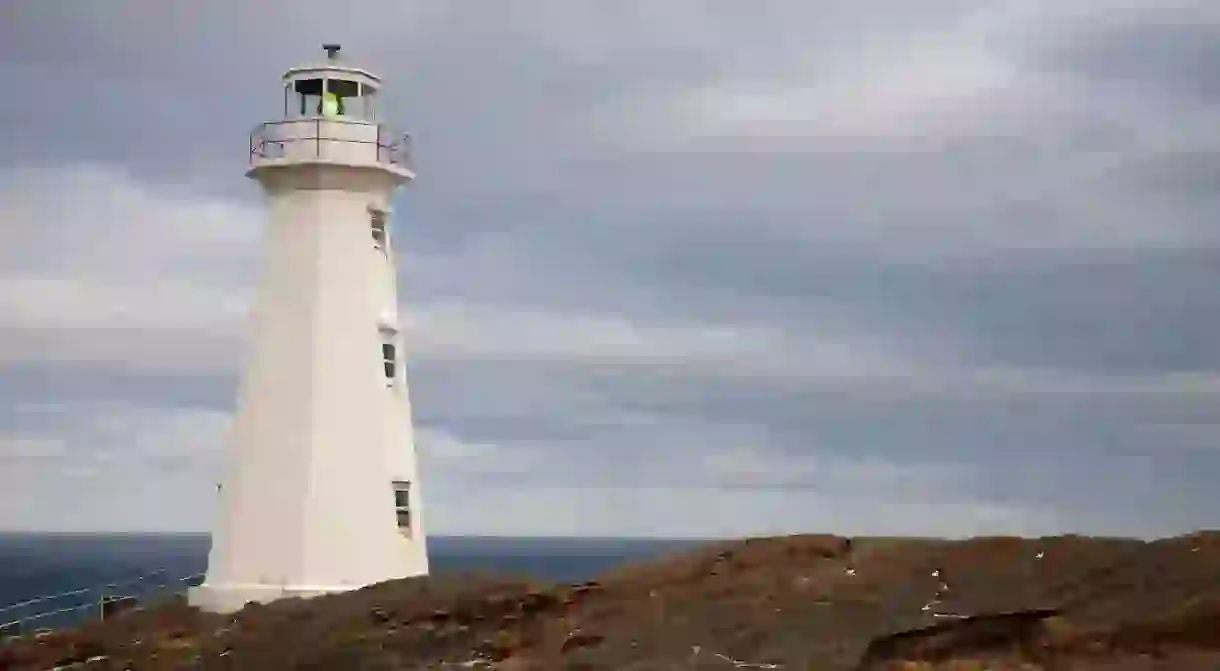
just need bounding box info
[187,583,357,614]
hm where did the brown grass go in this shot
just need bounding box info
[3,532,1220,670]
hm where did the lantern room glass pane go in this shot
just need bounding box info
[285,77,379,119]
[293,78,323,117]
[324,78,358,118]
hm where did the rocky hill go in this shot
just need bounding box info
[3,532,1220,669]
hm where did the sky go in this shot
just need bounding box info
[2,0,1220,538]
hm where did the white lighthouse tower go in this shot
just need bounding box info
[189,45,429,614]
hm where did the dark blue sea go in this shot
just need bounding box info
[0,534,704,635]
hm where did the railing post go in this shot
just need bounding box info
[316,118,321,159]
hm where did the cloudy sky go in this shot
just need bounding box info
[2,0,1220,539]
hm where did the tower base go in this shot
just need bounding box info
[187,583,357,614]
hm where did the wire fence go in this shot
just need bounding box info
[0,570,205,641]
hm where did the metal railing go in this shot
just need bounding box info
[249,118,413,171]
[0,570,205,641]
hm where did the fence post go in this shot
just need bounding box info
[1,620,19,640]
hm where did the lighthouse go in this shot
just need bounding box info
[189,45,429,614]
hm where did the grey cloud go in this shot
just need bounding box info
[412,358,1220,527]
[1033,14,1220,104]
[0,363,237,411]
[411,216,1220,378]
[636,246,1220,376]
[3,0,1220,536]
[1105,149,1220,198]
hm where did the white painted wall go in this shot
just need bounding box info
[190,64,426,612]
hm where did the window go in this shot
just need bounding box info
[292,78,324,117]
[363,86,378,121]
[380,326,399,389]
[287,77,377,120]
[392,480,411,534]
[370,211,387,251]
[382,342,396,383]
[326,78,359,117]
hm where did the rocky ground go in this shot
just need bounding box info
[2,532,1220,670]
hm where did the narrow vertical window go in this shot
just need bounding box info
[392,480,411,535]
[382,342,396,384]
[370,210,387,251]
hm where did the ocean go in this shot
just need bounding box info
[0,534,704,634]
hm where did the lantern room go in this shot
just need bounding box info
[281,44,381,121]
